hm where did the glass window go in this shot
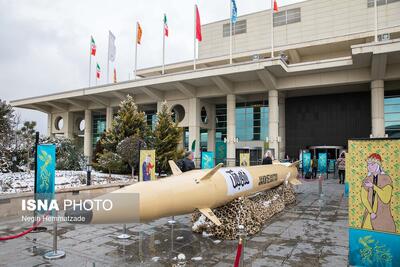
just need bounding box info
[216,104,227,141]
[92,112,106,147]
[384,95,400,137]
[145,110,157,130]
[223,20,247,37]
[286,8,301,24]
[200,129,208,151]
[368,0,387,7]
[235,102,268,141]
[184,127,189,151]
[273,8,301,27]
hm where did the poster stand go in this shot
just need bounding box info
[32,131,47,233]
[117,224,131,239]
[43,211,65,260]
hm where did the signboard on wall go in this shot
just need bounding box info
[348,139,400,266]
[318,153,327,174]
[239,153,250,167]
[201,151,215,169]
[139,150,156,181]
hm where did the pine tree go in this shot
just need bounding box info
[154,101,184,175]
[40,136,85,171]
[102,95,152,151]
[0,100,15,173]
[97,150,123,179]
[0,100,14,149]
[116,135,146,178]
[16,121,36,172]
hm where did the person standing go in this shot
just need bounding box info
[179,151,195,172]
[312,156,318,179]
[337,153,346,184]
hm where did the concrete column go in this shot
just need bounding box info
[47,113,53,137]
[64,112,74,139]
[188,98,201,167]
[371,80,385,138]
[208,129,216,152]
[157,101,163,112]
[278,93,286,159]
[268,90,279,159]
[226,94,236,166]
[84,109,93,161]
[177,130,185,151]
[106,106,113,131]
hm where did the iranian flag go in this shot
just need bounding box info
[91,36,96,56]
[164,14,168,37]
[96,63,101,79]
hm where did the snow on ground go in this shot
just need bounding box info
[0,171,133,194]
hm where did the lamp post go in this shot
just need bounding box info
[86,164,92,186]
[12,155,17,172]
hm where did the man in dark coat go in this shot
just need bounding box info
[179,151,195,172]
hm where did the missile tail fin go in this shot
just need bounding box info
[290,178,302,185]
[199,208,222,226]
[169,160,182,175]
[197,163,223,182]
[289,160,300,168]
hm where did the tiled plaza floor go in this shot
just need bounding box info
[0,177,348,266]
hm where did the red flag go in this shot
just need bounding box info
[234,240,243,267]
[273,0,279,12]
[113,68,117,83]
[195,5,202,41]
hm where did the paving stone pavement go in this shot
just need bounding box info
[0,177,348,266]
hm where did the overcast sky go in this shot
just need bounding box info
[0,0,304,134]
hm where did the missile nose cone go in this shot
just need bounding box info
[64,206,93,224]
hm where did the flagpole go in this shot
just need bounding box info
[271,0,274,58]
[193,5,197,71]
[374,0,378,42]
[135,22,138,80]
[230,0,233,65]
[107,32,110,84]
[89,38,92,87]
[162,14,166,75]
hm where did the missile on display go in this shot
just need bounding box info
[66,161,301,226]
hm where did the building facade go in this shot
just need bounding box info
[11,0,400,166]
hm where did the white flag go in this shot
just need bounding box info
[108,31,116,62]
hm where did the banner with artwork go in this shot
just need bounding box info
[348,139,400,266]
[215,141,226,165]
[201,151,215,169]
[139,150,156,181]
[36,144,56,213]
[302,152,311,173]
[36,144,56,194]
[328,159,336,173]
[239,153,250,167]
[318,153,327,174]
